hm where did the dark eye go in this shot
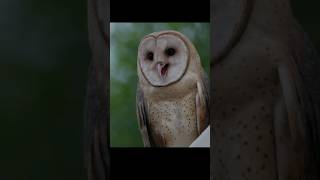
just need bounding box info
[165,48,176,56]
[146,51,153,61]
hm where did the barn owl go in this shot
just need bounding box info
[212,0,320,180]
[136,30,209,147]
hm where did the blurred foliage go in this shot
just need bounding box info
[291,1,320,50]
[110,23,210,147]
[0,0,89,179]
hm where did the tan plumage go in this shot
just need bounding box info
[136,30,209,147]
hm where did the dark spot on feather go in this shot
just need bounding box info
[237,133,241,138]
[256,146,260,152]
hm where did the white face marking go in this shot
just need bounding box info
[138,33,189,87]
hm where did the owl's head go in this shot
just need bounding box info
[137,30,193,87]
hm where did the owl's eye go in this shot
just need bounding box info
[146,51,154,61]
[165,48,176,56]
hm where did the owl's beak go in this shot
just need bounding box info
[157,63,169,80]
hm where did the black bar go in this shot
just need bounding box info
[110,148,210,179]
[111,0,210,22]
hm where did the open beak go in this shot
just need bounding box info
[157,63,169,80]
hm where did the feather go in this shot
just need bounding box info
[136,85,153,147]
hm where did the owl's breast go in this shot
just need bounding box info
[212,30,289,179]
[148,91,198,147]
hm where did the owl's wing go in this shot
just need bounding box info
[136,85,153,147]
[294,25,320,156]
[292,24,320,177]
[277,22,320,179]
[196,70,210,135]
[202,71,210,120]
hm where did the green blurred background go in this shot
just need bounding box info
[0,0,89,179]
[110,23,210,147]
